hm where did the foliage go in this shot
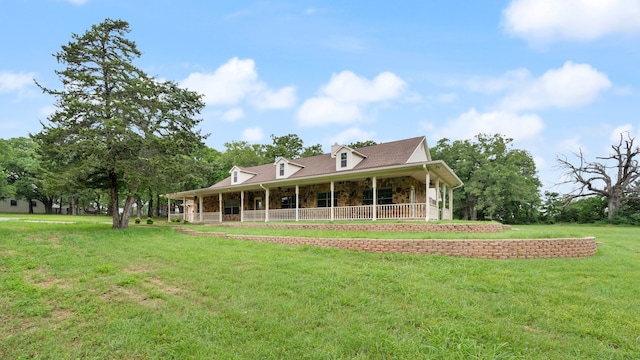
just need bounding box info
[556,196,607,223]
[146,217,154,224]
[557,132,640,219]
[431,134,541,224]
[0,139,16,200]
[134,217,141,224]
[0,220,638,359]
[347,140,378,148]
[32,19,206,229]
[1,137,56,213]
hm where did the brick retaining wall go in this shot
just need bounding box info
[177,228,597,260]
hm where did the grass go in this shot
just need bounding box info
[0,217,638,359]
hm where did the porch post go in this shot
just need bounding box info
[449,186,454,220]
[330,181,334,221]
[425,171,431,222]
[218,193,222,223]
[295,185,299,222]
[372,176,377,221]
[167,197,170,223]
[199,196,203,223]
[265,188,270,222]
[435,178,440,220]
[182,196,186,221]
[240,191,244,222]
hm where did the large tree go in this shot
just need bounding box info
[33,19,206,229]
[432,134,541,223]
[557,132,640,219]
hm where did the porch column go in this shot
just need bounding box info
[240,191,244,222]
[330,181,334,221]
[295,185,299,222]
[449,186,454,220]
[167,197,170,222]
[435,178,440,220]
[265,188,270,222]
[182,196,186,221]
[218,193,222,223]
[372,176,377,221]
[199,196,203,223]
[425,171,431,222]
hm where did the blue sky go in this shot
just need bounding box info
[1,0,640,192]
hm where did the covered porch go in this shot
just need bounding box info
[166,163,460,223]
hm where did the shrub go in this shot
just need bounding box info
[134,217,141,224]
[146,218,154,225]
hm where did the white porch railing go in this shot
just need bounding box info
[210,203,446,223]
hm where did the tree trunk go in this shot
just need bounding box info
[136,197,143,219]
[608,195,622,219]
[28,198,34,214]
[71,195,78,216]
[147,189,154,218]
[109,172,123,229]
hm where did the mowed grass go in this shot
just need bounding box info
[0,218,638,359]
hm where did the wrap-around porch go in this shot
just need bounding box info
[168,171,455,223]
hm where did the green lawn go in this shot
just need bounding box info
[0,218,638,359]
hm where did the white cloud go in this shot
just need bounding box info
[500,62,611,111]
[221,108,244,122]
[249,85,296,109]
[180,57,296,110]
[242,126,264,142]
[331,127,377,146]
[297,97,362,126]
[557,136,586,155]
[502,0,640,44]
[610,124,635,142]
[322,71,406,103]
[297,71,407,127]
[0,71,36,93]
[428,108,545,142]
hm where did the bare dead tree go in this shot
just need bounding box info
[557,132,640,219]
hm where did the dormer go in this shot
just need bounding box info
[331,144,367,171]
[229,166,257,185]
[274,157,305,179]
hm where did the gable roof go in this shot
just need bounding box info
[208,136,433,190]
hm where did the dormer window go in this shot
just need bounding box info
[233,171,238,183]
[341,153,347,168]
[279,163,285,176]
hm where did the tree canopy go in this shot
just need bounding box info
[431,134,541,224]
[32,18,206,229]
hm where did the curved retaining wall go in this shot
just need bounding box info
[177,228,597,260]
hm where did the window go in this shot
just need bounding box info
[233,171,238,183]
[10,199,17,206]
[279,163,285,176]
[224,199,240,215]
[340,152,347,168]
[317,192,337,208]
[281,195,296,209]
[362,188,393,205]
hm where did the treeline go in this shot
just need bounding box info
[3,132,640,225]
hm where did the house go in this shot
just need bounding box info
[0,198,46,214]
[164,136,463,223]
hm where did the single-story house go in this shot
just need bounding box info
[164,136,463,223]
[0,198,46,214]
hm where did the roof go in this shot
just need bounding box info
[165,136,462,198]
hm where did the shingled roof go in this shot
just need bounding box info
[209,136,428,190]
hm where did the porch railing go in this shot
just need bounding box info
[232,203,444,223]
